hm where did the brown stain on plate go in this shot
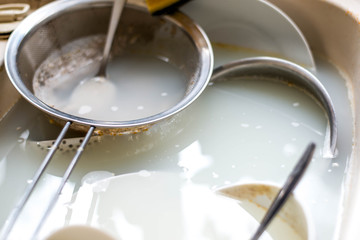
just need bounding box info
[218,183,278,200]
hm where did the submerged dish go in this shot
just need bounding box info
[42,172,300,240]
[218,182,311,240]
[181,0,315,69]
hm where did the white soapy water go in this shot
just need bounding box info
[0,46,353,239]
[64,76,117,117]
[33,37,187,121]
[104,55,186,121]
[56,172,276,240]
[81,171,115,185]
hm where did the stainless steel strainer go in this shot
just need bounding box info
[2,0,213,238]
[5,0,213,135]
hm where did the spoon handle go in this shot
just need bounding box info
[99,0,126,76]
[250,142,316,240]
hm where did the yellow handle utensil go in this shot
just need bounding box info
[145,0,191,14]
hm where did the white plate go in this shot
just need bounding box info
[181,0,315,69]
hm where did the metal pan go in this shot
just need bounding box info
[211,57,337,158]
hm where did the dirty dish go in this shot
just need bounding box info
[46,225,115,240]
[181,0,315,69]
[250,143,315,240]
[42,172,275,240]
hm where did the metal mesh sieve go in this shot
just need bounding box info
[7,0,213,134]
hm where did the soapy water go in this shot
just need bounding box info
[33,35,187,121]
[0,44,352,239]
[44,172,281,240]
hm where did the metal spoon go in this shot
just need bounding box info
[29,1,126,238]
[94,0,126,81]
[250,142,316,240]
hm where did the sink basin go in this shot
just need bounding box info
[0,0,358,239]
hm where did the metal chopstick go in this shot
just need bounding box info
[250,142,316,240]
[31,126,95,239]
[0,121,72,240]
